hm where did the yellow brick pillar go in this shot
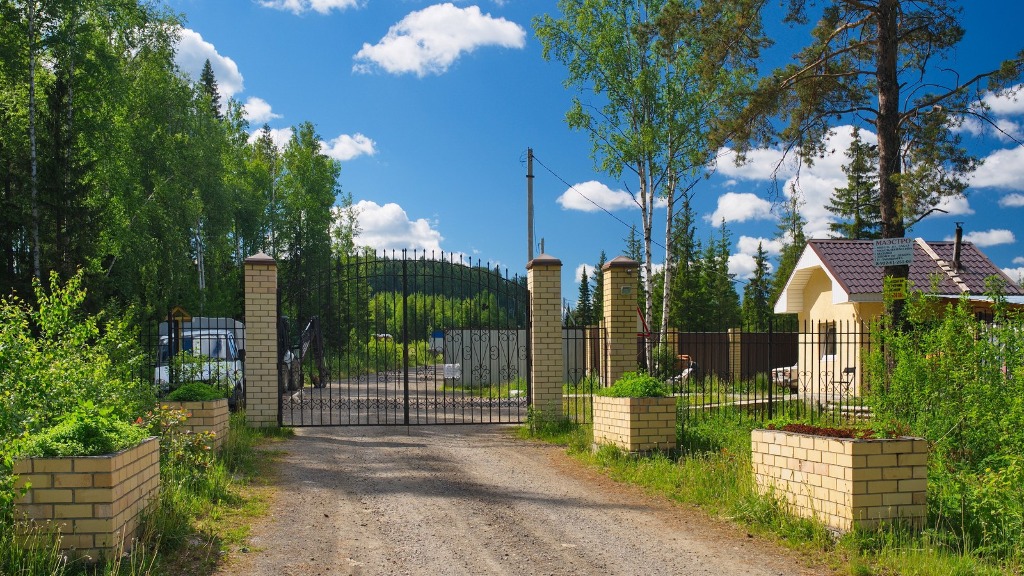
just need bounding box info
[728,327,742,383]
[602,256,639,387]
[527,254,563,420]
[244,253,279,428]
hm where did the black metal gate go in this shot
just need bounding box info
[277,250,530,426]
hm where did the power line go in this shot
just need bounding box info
[527,152,667,252]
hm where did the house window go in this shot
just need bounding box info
[974,308,994,324]
[820,322,837,359]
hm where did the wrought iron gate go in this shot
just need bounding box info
[277,250,530,426]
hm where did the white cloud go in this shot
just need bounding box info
[557,181,636,212]
[572,263,595,284]
[247,127,294,149]
[1002,267,1024,285]
[934,194,974,217]
[705,192,774,224]
[321,133,377,161]
[727,253,773,281]
[1000,194,1024,208]
[258,0,359,15]
[714,147,795,181]
[973,147,1024,191]
[944,229,1015,247]
[353,200,443,251]
[243,96,282,124]
[714,126,881,238]
[1014,257,1024,265]
[174,28,244,100]
[981,84,1024,116]
[737,235,785,257]
[352,3,526,77]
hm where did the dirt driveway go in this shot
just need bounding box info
[217,425,826,576]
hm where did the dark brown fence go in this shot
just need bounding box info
[632,320,873,425]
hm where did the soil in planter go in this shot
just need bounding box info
[768,423,879,439]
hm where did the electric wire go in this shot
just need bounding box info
[527,151,667,252]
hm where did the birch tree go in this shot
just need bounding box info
[535,0,764,363]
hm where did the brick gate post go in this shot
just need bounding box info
[527,254,563,420]
[244,253,279,428]
[602,256,639,386]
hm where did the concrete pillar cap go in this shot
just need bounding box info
[527,254,562,269]
[244,252,276,265]
[603,256,639,271]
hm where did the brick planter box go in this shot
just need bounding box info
[13,437,161,559]
[752,429,928,532]
[592,396,677,453]
[163,398,229,449]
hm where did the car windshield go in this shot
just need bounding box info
[157,333,236,364]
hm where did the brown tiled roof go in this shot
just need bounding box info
[807,239,1024,297]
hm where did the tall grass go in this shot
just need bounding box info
[521,405,1024,575]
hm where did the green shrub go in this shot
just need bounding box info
[595,371,668,398]
[18,404,149,458]
[167,381,228,402]
[866,286,1024,562]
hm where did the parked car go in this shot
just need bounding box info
[771,364,799,392]
[155,325,245,410]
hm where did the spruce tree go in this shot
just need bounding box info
[742,243,772,331]
[199,59,221,119]
[592,251,607,322]
[574,267,594,326]
[827,127,881,239]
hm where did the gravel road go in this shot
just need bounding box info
[217,425,826,576]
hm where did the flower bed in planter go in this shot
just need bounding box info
[13,436,160,559]
[592,396,677,453]
[163,398,229,449]
[752,428,927,532]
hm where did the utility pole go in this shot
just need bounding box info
[527,148,534,262]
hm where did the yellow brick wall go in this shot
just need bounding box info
[528,255,564,419]
[751,429,927,532]
[13,437,161,558]
[602,257,639,387]
[163,399,230,449]
[244,253,279,428]
[593,396,677,452]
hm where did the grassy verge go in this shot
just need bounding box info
[519,408,1023,576]
[0,411,292,575]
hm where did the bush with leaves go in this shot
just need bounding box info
[18,403,149,458]
[866,285,1024,559]
[0,272,154,516]
[139,405,217,489]
[166,381,228,402]
[596,371,669,398]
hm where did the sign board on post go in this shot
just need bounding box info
[873,238,915,267]
[883,277,908,300]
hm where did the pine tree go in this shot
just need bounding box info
[668,195,699,330]
[742,243,772,331]
[592,251,607,322]
[574,267,594,327]
[828,127,881,239]
[624,225,645,309]
[711,221,741,330]
[199,59,221,119]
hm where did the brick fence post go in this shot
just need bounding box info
[729,327,742,382]
[527,254,563,420]
[602,256,639,386]
[244,253,279,428]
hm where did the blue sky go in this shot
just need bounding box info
[166,0,1024,305]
